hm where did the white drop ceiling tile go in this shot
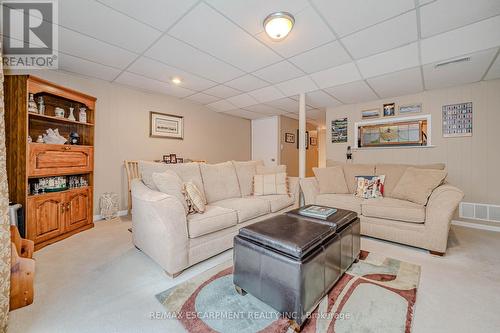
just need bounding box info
[58,0,161,53]
[203,85,241,99]
[253,61,304,84]
[367,67,423,98]
[310,62,361,89]
[59,27,136,69]
[97,0,197,31]
[420,0,500,38]
[206,100,238,112]
[248,86,286,103]
[244,104,288,116]
[145,35,244,83]
[128,57,217,91]
[284,113,300,120]
[357,42,420,78]
[276,76,318,97]
[485,52,500,80]
[324,81,378,104]
[226,94,259,108]
[224,75,269,92]
[185,93,221,104]
[423,49,497,90]
[421,15,500,64]
[115,72,194,98]
[206,0,309,35]
[311,0,415,37]
[256,7,335,58]
[306,90,342,108]
[342,11,418,59]
[265,97,301,113]
[59,54,122,81]
[288,41,351,74]
[223,109,263,120]
[169,3,281,72]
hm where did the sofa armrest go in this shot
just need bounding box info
[300,177,319,205]
[425,184,464,253]
[131,179,188,274]
[288,177,300,206]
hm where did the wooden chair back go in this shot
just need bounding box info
[124,160,140,214]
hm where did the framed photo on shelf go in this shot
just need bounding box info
[310,136,317,146]
[170,154,177,164]
[399,103,422,114]
[383,103,396,117]
[150,112,184,139]
[163,155,171,163]
[284,132,295,143]
[361,108,380,119]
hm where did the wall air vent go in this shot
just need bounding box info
[459,202,500,222]
[435,57,471,69]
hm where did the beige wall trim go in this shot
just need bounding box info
[93,210,129,222]
[452,220,500,233]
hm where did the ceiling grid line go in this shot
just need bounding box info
[414,0,427,91]
[480,47,500,81]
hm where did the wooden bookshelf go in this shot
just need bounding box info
[4,75,96,251]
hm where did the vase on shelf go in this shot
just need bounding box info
[37,96,45,115]
[79,107,87,123]
[68,107,76,121]
[28,94,38,113]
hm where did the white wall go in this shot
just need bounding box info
[326,79,500,207]
[252,116,279,166]
[15,70,251,213]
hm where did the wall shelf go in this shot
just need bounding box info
[29,113,94,126]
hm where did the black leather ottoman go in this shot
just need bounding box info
[233,207,360,327]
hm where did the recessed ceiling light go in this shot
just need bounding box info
[171,77,182,85]
[263,12,294,41]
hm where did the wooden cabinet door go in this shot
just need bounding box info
[64,188,90,231]
[28,144,94,177]
[27,193,64,243]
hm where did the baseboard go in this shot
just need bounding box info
[451,220,500,232]
[93,209,128,222]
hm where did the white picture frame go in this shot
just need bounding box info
[150,112,184,139]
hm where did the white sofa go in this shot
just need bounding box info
[300,161,464,255]
[131,160,299,277]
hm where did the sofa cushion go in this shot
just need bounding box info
[187,205,237,238]
[391,167,447,205]
[253,173,288,196]
[376,163,446,197]
[256,164,286,175]
[343,164,376,194]
[362,197,425,223]
[152,171,188,214]
[255,194,294,213]
[212,197,270,223]
[232,160,264,196]
[200,162,241,203]
[315,194,363,214]
[184,181,206,213]
[313,166,349,194]
[139,161,205,201]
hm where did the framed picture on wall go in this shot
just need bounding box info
[310,136,317,146]
[296,130,309,149]
[442,102,472,137]
[285,132,295,143]
[361,108,380,119]
[383,103,396,117]
[150,112,184,139]
[331,118,348,143]
[399,103,422,114]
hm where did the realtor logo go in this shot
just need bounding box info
[1,0,58,69]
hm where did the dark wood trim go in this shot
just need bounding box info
[429,250,445,256]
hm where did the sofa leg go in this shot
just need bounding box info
[165,270,183,279]
[429,250,445,256]
[235,285,247,296]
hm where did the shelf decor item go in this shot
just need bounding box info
[399,103,422,114]
[361,108,380,119]
[79,106,87,123]
[442,102,472,137]
[331,118,348,143]
[37,96,45,115]
[42,128,67,144]
[68,107,76,121]
[150,112,184,139]
[54,107,65,118]
[28,93,38,113]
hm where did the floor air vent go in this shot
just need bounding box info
[460,202,500,222]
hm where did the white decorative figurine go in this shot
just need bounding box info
[42,128,67,144]
[99,193,119,220]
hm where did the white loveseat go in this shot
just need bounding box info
[131,160,299,277]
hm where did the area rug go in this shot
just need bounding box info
[156,251,420,333]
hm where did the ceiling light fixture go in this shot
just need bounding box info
[263,12,294,41]
[171,77,182,85]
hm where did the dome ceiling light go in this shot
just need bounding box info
[263,12,295,41]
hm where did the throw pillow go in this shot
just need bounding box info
[313,166,349,194]
[152,171,189,215]
[354,175,386,199]
[253,173,288,196]
[391,167,447,205]
[184,182,206,213]
[256,164,287,175]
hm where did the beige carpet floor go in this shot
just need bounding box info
[7,215,500,333]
